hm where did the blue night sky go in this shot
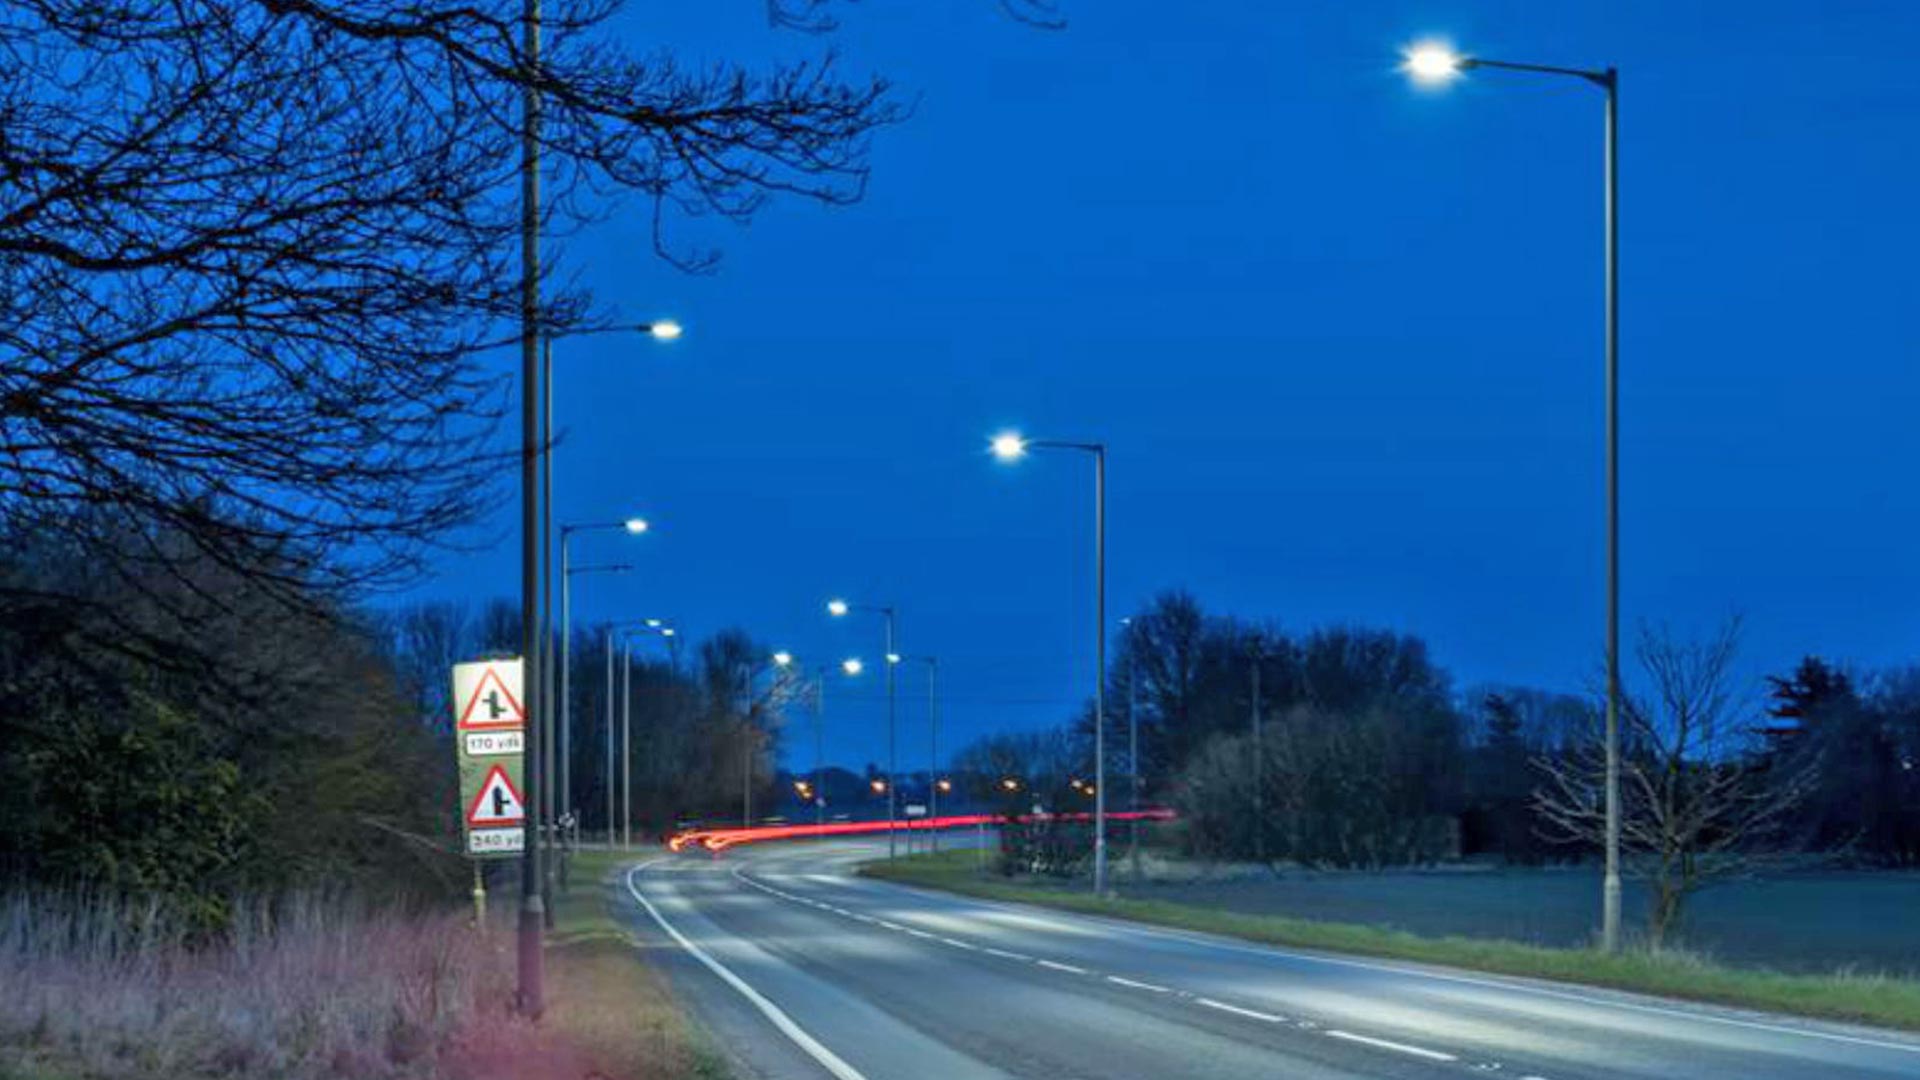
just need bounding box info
[405,1,1920,772]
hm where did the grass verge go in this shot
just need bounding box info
[545,851,731,1080]
[861,850,1920,1034]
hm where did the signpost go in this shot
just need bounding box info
[454,660,528,923]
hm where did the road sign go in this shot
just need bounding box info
[456,661,525,731]
[905,804,928,817]
[452,659,526,861]
[467,764,526,826]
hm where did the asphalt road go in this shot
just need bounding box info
[614,836,1920,1079]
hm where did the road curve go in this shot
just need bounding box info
[613,837,1920,1080]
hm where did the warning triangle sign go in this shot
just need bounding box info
[467,765,526,827]
[458,664,525,731]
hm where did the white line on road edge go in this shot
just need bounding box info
[984,947,1032,961]
[1037,959,1089,975]
[1325,1030,1458,1062]
[1196,998,1286,1023]
[625,863,869,1080]
[1106,976,1172,993]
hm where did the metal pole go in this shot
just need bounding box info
[1093,446,1108,897]
[1251,638,1264,865]
[559,529,572,876]
[622,644,632,850]
[928,658,939,853]
[815,669,826,827]
[514,0,545,1016]
[742,664,754,828]
[1128,627,1140,883]
[886,611,897,859]
[1602,68,1623,955]
[540,336,556,925]
[605,627,614,847]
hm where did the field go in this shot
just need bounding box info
[1114,863,1920,975]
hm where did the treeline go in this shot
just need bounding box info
[960,591,1920,886]
[0,521,791,920]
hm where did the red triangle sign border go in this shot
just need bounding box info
[466,764,526,827]
[458,664,525,731]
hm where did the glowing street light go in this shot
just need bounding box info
[772,651,794,668]
[1000,777,1021,793]
[842,657,864,676]
[826,598,850,617]
[989,431,1029,461]
[1404,41,1466,83]
[623,517,650,534]
[870,778,888,795]
[1402,35,1624,953]
[646,320,684,341]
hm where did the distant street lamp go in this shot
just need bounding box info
[828,598,900,856]
[609,618,675,849]
[558,517,648,839]
[990,431,1111,897]
[898,655,942,851]
[1404,39,1624,952]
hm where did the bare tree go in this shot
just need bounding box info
[1536,619,1812,947]
[0,0,1041,628]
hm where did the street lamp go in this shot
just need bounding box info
[1405,39,1623,952]
[828,598,900,857]
[533,316,677,961]
[558,517,650,852]
[897,655,942,850]
[609,618,675,849]
[990,430,1112,897]
[797,658,863,826]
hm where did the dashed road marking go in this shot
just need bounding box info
[1106,976,1171,993]
[1326,1030,1458,1062]
[1037,959,1089,975]
[1196,997,1285,1023]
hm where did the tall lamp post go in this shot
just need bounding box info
[1405,41,1623,952]
[991,432,1110,897]
[899,655,941,851]
[828,599,899,857]
[559,518,649,827]
[537,324,674,907]
[608,619,675,850]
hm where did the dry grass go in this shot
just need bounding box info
[865,850,1920,1033]
[0,890,517,1079]
[0,871,729,1080]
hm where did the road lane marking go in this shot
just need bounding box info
[1106,976,1171,993]
[1325,1030,1458,1062]
[939,937,979,951]
[1037,959,1089,975]
[984,947,1032,961]
[1196,998,1285,1023]
[624,863,869,1080]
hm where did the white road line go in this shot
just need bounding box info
[905,928,937,940]
[1106,976,1171,993]
[984,947,1032,961]
[1196,998,1285,1023]
[624,864,868,1080]
[939,937,979,951]
[1037,959,1089,975]
[1325,1030,1458,1063]
[878,920,906,931]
